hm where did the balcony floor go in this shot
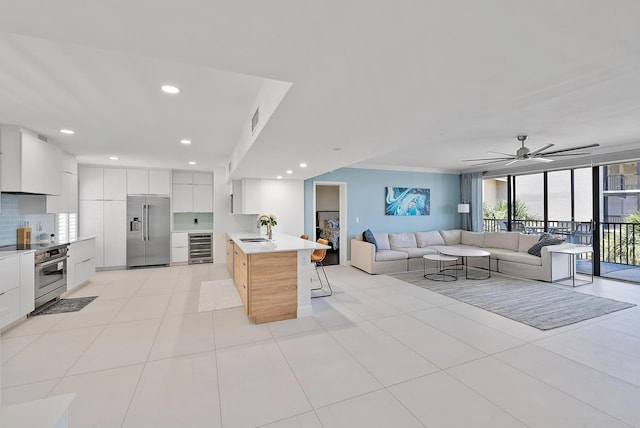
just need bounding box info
[578,260,640,283]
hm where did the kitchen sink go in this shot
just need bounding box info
[239,237,269,243]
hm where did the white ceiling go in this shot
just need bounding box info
[1,1,640,180]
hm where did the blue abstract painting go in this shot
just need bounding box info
[385,187,430,216]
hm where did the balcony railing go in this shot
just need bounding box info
[483,218,640,267]
[604,174,640,191]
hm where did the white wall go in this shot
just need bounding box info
[259,179,304,238]
[213,169,304,262]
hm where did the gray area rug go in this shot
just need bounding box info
[33,296,98,316]
[389,270,635,330]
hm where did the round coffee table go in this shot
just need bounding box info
[423,254,458,281]
[430,246,491,280]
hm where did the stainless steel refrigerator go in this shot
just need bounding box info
[127,196,170,267]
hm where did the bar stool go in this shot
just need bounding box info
[311,238,332,297]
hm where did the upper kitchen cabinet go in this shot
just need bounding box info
[172,171,213,213]
[47,152,78,214]
[127,168,170,195]
[78,167,127,201]
[0,125,62,195]
[232,179,261,214]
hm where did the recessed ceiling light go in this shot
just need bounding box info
[276,175,282,179]
[180,139,191,145]
[332,147,341,151]
[109,156,119,160]
[299,163,307,168]
[60,129,75,135]
[286,170,293,174]
[161,85,181,94]
[188,161,196,165]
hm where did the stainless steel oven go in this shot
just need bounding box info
[34,244,68,308]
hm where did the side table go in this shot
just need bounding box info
[423,254,458,281]
[547,246,594,287]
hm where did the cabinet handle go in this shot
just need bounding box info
[0,291,5,297]
[243,284,246,289]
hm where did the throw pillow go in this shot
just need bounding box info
[362,229,378,251]
[527,236,565,257]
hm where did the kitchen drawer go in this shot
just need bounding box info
[71,239,96,261]
[0,287,20,330]
[172,247,188,263]
[75,257,96,288]
[0,256,20,294]
[172,232,188,247]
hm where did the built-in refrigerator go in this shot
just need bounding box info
[127,196,170,267]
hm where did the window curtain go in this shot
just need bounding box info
[460,172,483,231]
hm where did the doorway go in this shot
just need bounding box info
[313,182,347,266]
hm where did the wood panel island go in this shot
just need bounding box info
[227,233,330,324]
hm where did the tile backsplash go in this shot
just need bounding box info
[0,194,55,246]
[173,212,213,231]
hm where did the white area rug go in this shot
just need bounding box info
[199,279,243,312]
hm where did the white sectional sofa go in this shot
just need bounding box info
[350,229,574,281]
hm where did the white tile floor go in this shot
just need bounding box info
[2,263,640,427]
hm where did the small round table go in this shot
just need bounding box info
[423,254,458,281]
[430,246,492,280]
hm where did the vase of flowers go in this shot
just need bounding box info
[258,213,277,240]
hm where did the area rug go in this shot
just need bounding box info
[199,279,243,312]
[33,296,98,316]
[389,270,635,330]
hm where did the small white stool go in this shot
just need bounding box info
[423,254,458,281]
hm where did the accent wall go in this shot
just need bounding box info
[304,168,461,259]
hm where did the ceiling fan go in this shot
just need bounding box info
[464,135,600,166]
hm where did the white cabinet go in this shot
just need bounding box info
[171,171,213,213]
[79,200,105,267]
[0,252,35,330]
[149,170,171,194]
[127,168,170,195]
[232,179,262,214]
[79,167,127,268]
[68,238,96,291]
[19,252,35,316]
[0,125,62,195]
[193,184,213,212]
[172,184,194,213]
[171,232,188,264]
[104,169,127,200]
[47,152,78,214]
[103,201,126,267]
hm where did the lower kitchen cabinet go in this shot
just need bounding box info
[19,252,35,315]
[79,201,124,268]
[68,238,96,292]
[171,232,188,264]
[0,252,36,330]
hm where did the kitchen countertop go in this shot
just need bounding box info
[228,233,329,255]
[0,236,96,258]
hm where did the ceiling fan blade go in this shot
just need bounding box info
[465,159,515,166]
[462,157,514,162]
[529,157,553,163]
[504,159,520,166]
[488,151,516,157]
[542,152,592,158]
[541,143,599,156]
[528,143,554,156]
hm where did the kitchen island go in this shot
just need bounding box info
[228,233,329,324]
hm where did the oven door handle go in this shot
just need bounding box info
[36,257,68,269]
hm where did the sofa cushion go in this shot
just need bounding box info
[483,232,519,251]
[518,233,541,253]
[363,229,378,251]
[375,249,408,261]
[528,236,565,257]
[439,229,462,245]
[389,232,417,249]
[401,247,439,258]
[414,231,445,247]
[373,233,391,250]
[498,251,543,266]
[461,231,485,247]
[481,247,517,259]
